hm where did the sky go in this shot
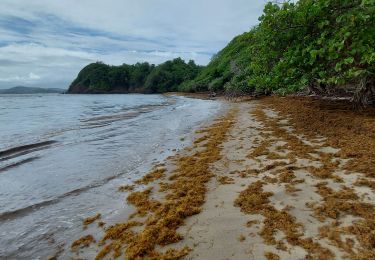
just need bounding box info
[0,0,267,89]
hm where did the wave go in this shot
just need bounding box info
[0,169,129,221]
[80,104,168,127]
[0,156,40,173]
[0,140,57,160]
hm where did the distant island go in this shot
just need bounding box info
[0,86,66,94]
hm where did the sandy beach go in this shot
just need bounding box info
[69,97,375,260]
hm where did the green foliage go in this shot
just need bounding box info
[179,31,255,93]
[246,0,375,95]
[144,58,201,93]
[70,0,374,98]
[69,59,201,94]
[185,0,374,97]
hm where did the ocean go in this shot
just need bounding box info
[0,93,223,259]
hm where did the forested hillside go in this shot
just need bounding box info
[68,58,202,94]
[182,0,374,104]
[69,0,374,104]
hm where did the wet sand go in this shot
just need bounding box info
[69,97,375,260]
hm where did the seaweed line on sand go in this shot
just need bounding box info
[247,98,375,259]
[72,109,237,259]
[234,180,333,258]
[264,97,375,259]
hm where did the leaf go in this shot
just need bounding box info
[344,57,354,64]
[335,63,342,72]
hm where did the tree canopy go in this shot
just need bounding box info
[68,58,202,94]
[181,0,374,103]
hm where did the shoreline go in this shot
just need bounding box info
[0,94,225,260]
[67,102,235,259]
[69,97,375,259]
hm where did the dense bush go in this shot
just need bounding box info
[247,0,374,99]
[178,31,255,93]
[184,0,375,103]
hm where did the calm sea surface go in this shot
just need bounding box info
[0,94,223,259]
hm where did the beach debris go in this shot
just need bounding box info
[217,175,235,185]
[134,167,166,185]
[71,235,95,251]
[83,213,101,226]
[118,184,135,192]
[264,252,280,260]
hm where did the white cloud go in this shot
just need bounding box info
[0,0,268,89]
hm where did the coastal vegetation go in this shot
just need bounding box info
[183,0,374,104]
[69,0,374,105]
[68,58,202,94]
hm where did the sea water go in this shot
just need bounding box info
[0,93,223,259]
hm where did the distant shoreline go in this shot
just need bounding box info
[0,86,66,94]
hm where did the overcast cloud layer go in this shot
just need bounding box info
[0,0,267,89]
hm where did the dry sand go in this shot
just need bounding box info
[69,98,375,260]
